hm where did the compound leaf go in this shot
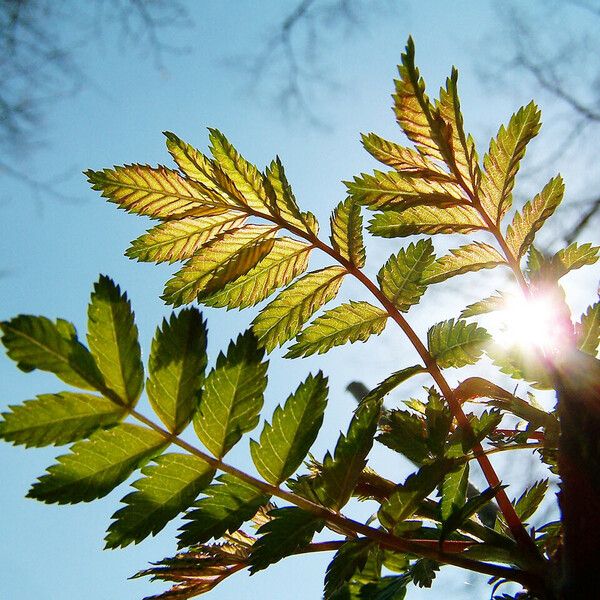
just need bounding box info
[285,301,388,359]
[330,198,365,268]
[147,309,208,434]
[428,319,490,368]
[252,266,346,353]
[87,275,143,406]
[194,331,268,458]
[0,392,125,448]
[250,372,328,485]
[27,423,166,504]
[105,453,215,548]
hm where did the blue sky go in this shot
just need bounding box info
[1,2,598,599]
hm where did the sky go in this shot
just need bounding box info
[1,1,599,599]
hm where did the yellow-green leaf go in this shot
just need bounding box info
[285,301,388,358]
[506,175,564,259]
[428,319,490,368]
[549,242,599,279]
[577,302,599,357]
[422,242,506,285]
[252,266,347,352]
[330,198,365,268]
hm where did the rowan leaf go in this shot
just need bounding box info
[577,302,600,356]
[362,365,426,403]
[162,225,277,306]
[377,239,435,311]
[330,198,365,268]
[27,423,166,504]
[208,129,271,212]
[487,343,553,389]
[126,213,246,264]
[86,165,228,219]
[324,540,375,599]
[549,242,599,279]
[312,397,382,510]
[506,176,564,259]
[441,485,500,541]
[347,170,464,211]
[200,237,312,310]
[249,507,324,573]
[0,392,124,448]
[440,463,469,521]
[194,331,268,458]
[360,133,450,179]
[460,292,506,318]
[164,131,220,190]
[178,474,269,547]
[480,102,542,223]
[285,301,389,359]
[368,205,486,238]
[514,480,548,524]
[377,409,429,464]
[1,315,104,391]
[422,242,506,285]
[250,372,328,485]
[252,266,347,353]
[87,276,143,406]
[428,319,490,368]
[147,309,208,434]
[105,453,215,548]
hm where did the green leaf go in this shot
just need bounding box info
[359,575,408,600]
[126,213,246,264]
[194,331,268,458]
[435,67,480,194]
[147,309,208,434]
[249,507,324,573]
[324,540,375,599]
[410,559,440,589]
[424,388,452,456]
[422,242,506,285]
[506,176,564,259]
[487,343,553,389]
[0,392,124,448]
[549,242,599,279]
[428,319,490,368]
[105,453,215,548]
[330,198,366,268]
[178,474,269,547]
[285,301,388,359]
[200,237,312,310]
[209,128,271,212]
[378,460,456,529]
[86,165,228,219]
[87,276,143,406]
[162,225,277,306]
[363,365,426,403]
[377,409,429,464]
[250,372,328,484]
[514,480,548,524]
[377,239,435,311]
[479,102,541,223]
[312,397,382,510]
[440,463,469,521]
[360,133,451,179]
[577,302,600,356]
[27,423,166,504]
[368,205,486,238]
[347,170,464,211]
[460,292,506,318]
[1,315,104,391]
[252,266,346,353]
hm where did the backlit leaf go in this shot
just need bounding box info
[126,213,246,264]
[105,453,214,548]
[480,102,541,223]
[0,392,124,448]
[577,302,600,356]
[487,343,553,389]
[201,237,312,309]
[194,331,268,458]
[87,275,143,406]
[368,205,486,238]
[86,165,228,219]
[1,315,104,391]
[285,301,388,358]
[460,292,506,319]
[178,474,269,547]
[27,423,166,504]
[440,463,469,521]
[330,198,365,268]
[506,175,564,259]
[162,225,277,306]
[362,365,426,403]
[250,372,328,484]
[377,239,434,311]
[147,309,208,434]
[428,319,490,368]
[549,242,599,279]
[514,480,548,523]
[422,242,506,285]
[324,540,375,599]
[252,266,347,353]
[249,507,324,573]
[377,409,429,464]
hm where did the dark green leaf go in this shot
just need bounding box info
[377,409,429,464]
[324,540,375,599]
[410,558,439,588]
